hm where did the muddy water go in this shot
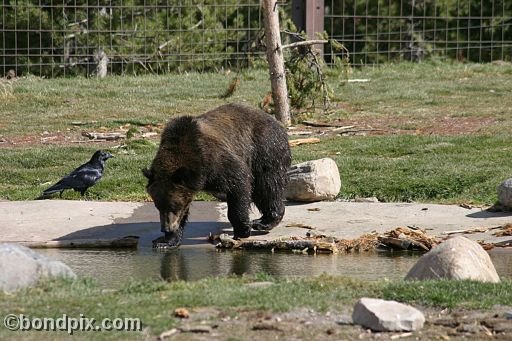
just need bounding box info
[37,247,512,288]
[36,202,512,288]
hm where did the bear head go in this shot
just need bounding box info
[143,166,199,246]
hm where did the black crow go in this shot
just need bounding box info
[37,150,114,199]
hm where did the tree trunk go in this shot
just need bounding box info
[262,0,291,126]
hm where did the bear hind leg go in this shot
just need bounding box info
[251,178,286,231]
[227,190,252,239]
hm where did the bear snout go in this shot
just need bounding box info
[159,211,180,233]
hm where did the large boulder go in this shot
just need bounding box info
[352,297,425,332]
[497,178,512,209]
[286,158,341,202]
[0,243,76,293]
[405,236,500,283]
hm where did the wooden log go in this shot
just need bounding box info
[16,236,139,249]
[288,138,321,147]
[214,234,337,253]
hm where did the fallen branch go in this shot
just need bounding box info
[141,132,158,138]
[212,227,440,254]
[71,120,98,126]
[72,140,109,144]
[302,120,345,128]
[82,131,125,141]
[442,226,503,235]
[332,125,356,132]
[157,328,179,340]
[347,79,370,83]
[17,236,139,249]
[288,137,320,147]
[336,128,385,135]
[287,130,313,136]
[214,234,337,253]
[281,39,328,50]
[285,223,316,230]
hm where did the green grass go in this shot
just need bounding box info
[0,71,271,137]
[292,134,512,205]
[1,62,512,203]
[0,276,510,339]
[2,62,512,137]
[1,134,511,204]
[0,142,153,201]
[334,62,512,127]
[382,280,512,309]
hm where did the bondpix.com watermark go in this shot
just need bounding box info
[3,314,142,335]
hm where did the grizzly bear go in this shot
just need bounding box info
[143,103,291,248]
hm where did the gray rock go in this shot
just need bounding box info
[286,158,341,202]
[497,178,512,208]
[0,243,76,293]
[405,236,500,283]
[352,297,425,332]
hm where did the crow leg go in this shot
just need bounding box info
[79,188,92,200]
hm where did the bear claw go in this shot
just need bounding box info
[251,219,276,231]
[152,235,180,249]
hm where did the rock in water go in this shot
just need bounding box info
[352,297,425,332]
[405,236,500,283]
[0,243,76,293]
[286,158,341,202]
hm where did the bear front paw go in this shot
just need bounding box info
[152,235,181,249]
[251,219,276,231]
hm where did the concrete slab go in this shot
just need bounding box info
[243,202,512,244]
[1,200,512,246]
[0,200,228,247]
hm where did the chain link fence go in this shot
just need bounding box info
[2,1,511,77]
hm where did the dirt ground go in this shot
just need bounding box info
[289,112,498,137]
[154,305,512,340]
[0,113,498,148]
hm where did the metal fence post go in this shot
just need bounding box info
[292,0,324,51]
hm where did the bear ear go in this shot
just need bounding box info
[142,167,153,182]
[171,167,201,191]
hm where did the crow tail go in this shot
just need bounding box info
[37,183,68,199]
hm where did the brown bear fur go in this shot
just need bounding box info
[144,103,291,247]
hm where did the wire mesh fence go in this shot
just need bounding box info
[326,0,512,65]
[1,0,265,77]
[1,1,511,78]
